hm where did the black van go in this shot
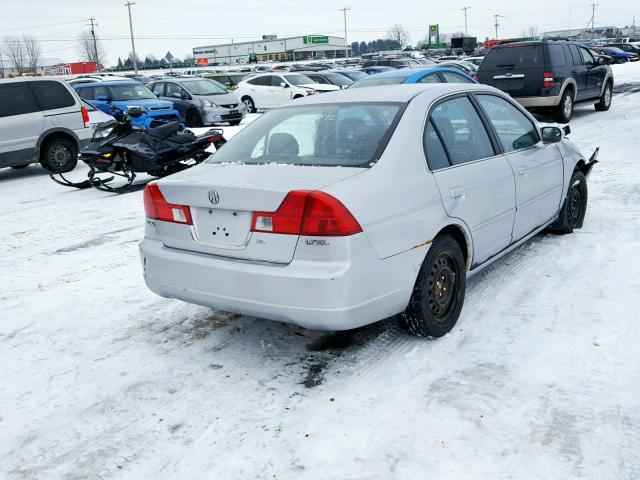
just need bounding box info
[477,40,614,122]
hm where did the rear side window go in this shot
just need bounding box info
[430,96,494,165]
[568,45,582,65]
[0,82,40,117]
[548,45,567,66]
[30,81,75,110]
[476,95,539,152]
[483,45,543,69]
[75,86,94,100]
[423,120,450,170]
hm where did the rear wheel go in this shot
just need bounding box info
[40,138,77,173]
[595,82,612,111]
[186,109,203,128]
[549,170,588,234]
[552,89,574,123]
[398,235,466,338]
[242,96,255,113]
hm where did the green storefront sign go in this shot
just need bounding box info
[303,35,329,45]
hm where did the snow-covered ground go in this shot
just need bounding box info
[2,63,640,479]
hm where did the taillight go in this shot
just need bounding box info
[81,106,90,128]
[143,183,192,225]
[473,75,480,81]
[251,190,362,237]
[543,72,554,88]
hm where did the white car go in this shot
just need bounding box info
[234,72,340,112]
[140,83,596,337]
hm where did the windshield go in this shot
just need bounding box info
[181,79,228,95]
[283,74,314,86]
[349,76,408,88]
[108,84,156,101]
[207,103,404,168]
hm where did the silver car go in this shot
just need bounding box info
[0,77,93,171]
[140,83,596,338]
[149,77,246,127]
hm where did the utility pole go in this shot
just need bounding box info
[494,14,505,39]
[461,7,470,36]
[340,7,351,58]
[590,3,597,35]
[88,17,99,69]
[125,0,138,74]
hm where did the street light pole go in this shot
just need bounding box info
[340,7,351,58]
[462,7,470,36]
[125,0,138,74]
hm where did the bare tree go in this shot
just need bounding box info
[23,35,41,74]
[521,26,540,39]
[78,30,105,68]
[0,46,5,78]
[386,24,410,49]
[4,37,26,75]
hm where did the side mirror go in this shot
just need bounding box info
[542,126,562,143]
[97,95,111,103]
[280,82,289,88]
[127,106,146,118]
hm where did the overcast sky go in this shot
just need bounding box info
[1,0,638,66]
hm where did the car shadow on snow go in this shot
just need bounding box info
[0,164,51,182]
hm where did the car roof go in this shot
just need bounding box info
[0,76,68,84]
[74,80,140,87]
[289,83,499,106]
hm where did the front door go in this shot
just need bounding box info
[578,46,607,98]
[427,95,516,266]
[475,94,564,240]
[567,44,590,101]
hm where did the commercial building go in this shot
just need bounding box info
[543,26,638,40]
[193,35,350,65]
[47,62,97,75]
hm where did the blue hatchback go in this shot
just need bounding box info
[349,67,477,89]
[73,81,181,129]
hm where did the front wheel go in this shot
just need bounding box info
[186,109,203,128]
[552,90,574,123]
[242,96,256,113]
[595,82,612,111]
[549,170,588,234]
[398,235,466,338]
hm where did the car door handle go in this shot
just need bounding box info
[449,186,466,199]
[517,166,528,175]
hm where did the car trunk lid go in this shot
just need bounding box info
[154,163,364,264]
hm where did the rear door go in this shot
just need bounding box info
[269,75,292,108]
[29,80,83,132]
[479,44,545,98]
[0,81,43,166]
[475,94,563,240]
[427,95,516,266]
[567,44,589,101]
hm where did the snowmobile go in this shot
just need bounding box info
[50,106,226,193]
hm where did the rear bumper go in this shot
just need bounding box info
[514,95,561,108]
[139,236,422,331]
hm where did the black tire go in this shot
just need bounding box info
[40,138,77,173]
[552,89,574,123]
[242,96,255,113]
[549,170,588,234]
[186,109,203,128]
[595,82,612,111]
[229,120,242,126]
[398,235,466,338]
[11,164,29,169]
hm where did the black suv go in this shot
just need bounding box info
[477,40,613,122]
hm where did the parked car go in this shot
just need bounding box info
[299,71,353,89]
[477,40,613,122]
[466,56,485,66]
[591,46,639,63]
[603,43,640,55]
[437,55,462,61]
[591,51,615,65]
[434,60,479,76]
[140,83,596,337]
[81,99,114,126]
[149,77,246,127]
[330,69,368,81]
[234,73,340,112]
[202,73,252,90]
[67,74,131,86]
[359,66,395,75]
[362,58,419,69]
[73,81,181,129]
[349,67,476,88]
[0,77,93,171]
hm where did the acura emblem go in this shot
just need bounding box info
[208,190,220,205]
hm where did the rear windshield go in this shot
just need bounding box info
[349,76,408,88]
[207,103,404,168]
[483,44,544,68]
